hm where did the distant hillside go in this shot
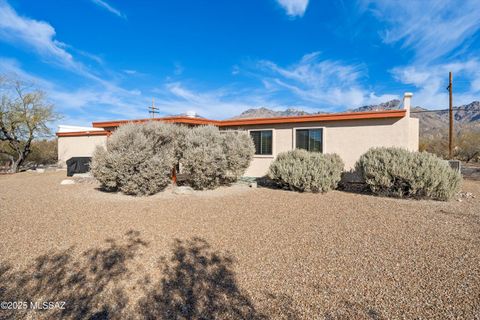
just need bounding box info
[409,102,480,137]
[348,99,402,112]
[230,107,312,119]
[231,100,480,138]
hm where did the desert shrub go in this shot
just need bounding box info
[220,131,255,183]
[456,130,480,162]
[92,123,254,194]
[91,122,176,195]
[26,139,58,165]
[419,135,449,159]
[268,149,344,193]
[355,147,462,201]
[1,139,57,168]
[181,126,228,190]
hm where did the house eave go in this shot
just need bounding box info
[89,109,406,129]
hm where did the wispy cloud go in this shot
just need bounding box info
[276,0,309,17]
[0,0,108,82]
[90,0,126,19]
[360,0,480,63]
[254,52,397,108]
[0,58,147,125]
[153,82,262,119]
[0,0,74,67]
[359,0,480,107]
[123,69,138,75]
[392,60,480,108]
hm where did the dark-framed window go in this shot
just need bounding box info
[295,128,323,152]
[249,130,273,155]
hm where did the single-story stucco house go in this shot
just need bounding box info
[57,92,419,177]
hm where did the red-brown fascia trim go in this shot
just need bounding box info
[56,131,110,137]
[90,109,406,129]
[217,109,406,126]
[92,116,219,128]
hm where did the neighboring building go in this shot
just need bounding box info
[57,93,419,177]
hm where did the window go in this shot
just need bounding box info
[295,128,323,152]
[250,130,273,155]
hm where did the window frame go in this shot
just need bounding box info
[293,127,325,153]
[247,128,275,158]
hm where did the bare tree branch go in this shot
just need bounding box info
[0,75,59,172]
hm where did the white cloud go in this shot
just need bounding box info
[392,59,480,108]
[360,0,480,63]
[358,0,480,108]
[90,0,126,19]
[0,58,147,124]
[153,82,259,119]
[276,0,309,17]
[123,69,138,75]
[0,0,106,82]
[0,1,73,67]
[255,52,398,108]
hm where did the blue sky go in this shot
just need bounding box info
[1,0,480,126]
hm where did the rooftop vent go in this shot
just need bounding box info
[185,110,196,118]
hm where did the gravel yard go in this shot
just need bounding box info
[1,171,479,319]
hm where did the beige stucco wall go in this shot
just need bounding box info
[57,92,419,177]
[57,135,107,168]
[229,114,419,177]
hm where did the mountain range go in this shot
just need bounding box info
[231,100,480,138]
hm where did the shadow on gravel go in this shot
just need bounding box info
[138,238,267,320]
[0,232,267,320]
[0,230,147,320]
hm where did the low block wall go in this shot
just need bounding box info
[57,135,107,168]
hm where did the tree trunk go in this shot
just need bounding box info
[10,152,26,173]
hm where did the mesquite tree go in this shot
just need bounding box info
[0,77,58,172]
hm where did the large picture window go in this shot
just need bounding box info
[250,130,273,155]
[295,128,323,152]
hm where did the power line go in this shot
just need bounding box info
[411,106,479,114]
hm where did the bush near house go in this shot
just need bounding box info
[91,122,176,195]
[268,149,344,193]
[181,126,228,190]
[178,127,255,189]
[91,123,254,195]
[355,147,462,201]
[220,130,256,183]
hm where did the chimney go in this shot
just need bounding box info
[403,92,413,117]
[185,110,196,118]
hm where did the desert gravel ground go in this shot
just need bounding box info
[0,171,479,319]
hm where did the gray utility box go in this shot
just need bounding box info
[447,160,461,173]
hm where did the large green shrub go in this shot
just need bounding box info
[91,122,176,195]
[355,147,462,201]
[268,149,344,193]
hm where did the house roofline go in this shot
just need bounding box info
[91,116,220,128]
[56,131,111,137]
[90,109,406,129]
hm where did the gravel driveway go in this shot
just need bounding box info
[1,172,479,319]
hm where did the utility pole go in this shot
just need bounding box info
[448,72,453,159]
[149,98,159,118]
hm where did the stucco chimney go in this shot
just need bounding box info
[403,92,413,117]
